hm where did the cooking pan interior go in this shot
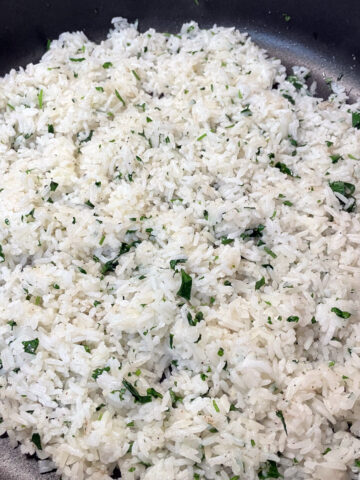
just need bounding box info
[0,0,359,479]
[1,0,360,100]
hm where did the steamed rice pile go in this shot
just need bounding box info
[1,17,360,480]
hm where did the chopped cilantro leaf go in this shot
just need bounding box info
[37,89,43,109]
[22,338,39,355]
[31,433,42,450]
[50,181,58,192]
[122,380,152,403]
[331,307,351,319]
[221,236,234,245]
[255,276,265,290]
[282,93,295,104]
[330,154,343,164]
[275,162,293,176]
[146,388,163,399]
[115,89,126,106]
[177,269,192,301]
[85,200,95,209]
[352,111,360,129]
[92,366,110,379]
[241,224,265,240]
[264,247,277,258]
[170,258,186,270]
[132,70,141,81]
[79,130,93,143]
[258,460,281,479]
[213,399,220,412]
[276,410,288,434]
[169,389,182,407]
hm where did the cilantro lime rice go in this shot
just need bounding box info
[0,17,360,480]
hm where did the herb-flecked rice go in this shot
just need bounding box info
[1,17,360,480]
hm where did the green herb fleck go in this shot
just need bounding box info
[241,105,252,116]
[22,338,39,355]
[352,112,360,129]
[221,236,234,245]
[37,89,43,109]
[241,224,265,240]
[331,307,351,319]
[282,93,295,104]
[169,389,182,407]
[177,269,192,301]
[213,399,220,412]
[132,69,140,81]
[329,181,356,212]
[79,130,94,144]
[122,379,152,403]
[92,366,110,379]
[258,460,281,479]
[146,388,163,399]
[276,410,287,435]
[85,200,95,209]
[330,154,343,164]
[115,89,126,106]
[255,276,265,290]
[31,433,42,450]
[170,258,186,270]
[264,246,277,258]
[50,181,58,192]
[275,162,293,176]
[287,75,302,90]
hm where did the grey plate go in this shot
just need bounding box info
[0,437,58,480]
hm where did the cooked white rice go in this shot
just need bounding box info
[0,17,360,480]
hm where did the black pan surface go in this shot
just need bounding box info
[0,1,359,479]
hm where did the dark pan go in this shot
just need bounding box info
[0,1,359,479]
